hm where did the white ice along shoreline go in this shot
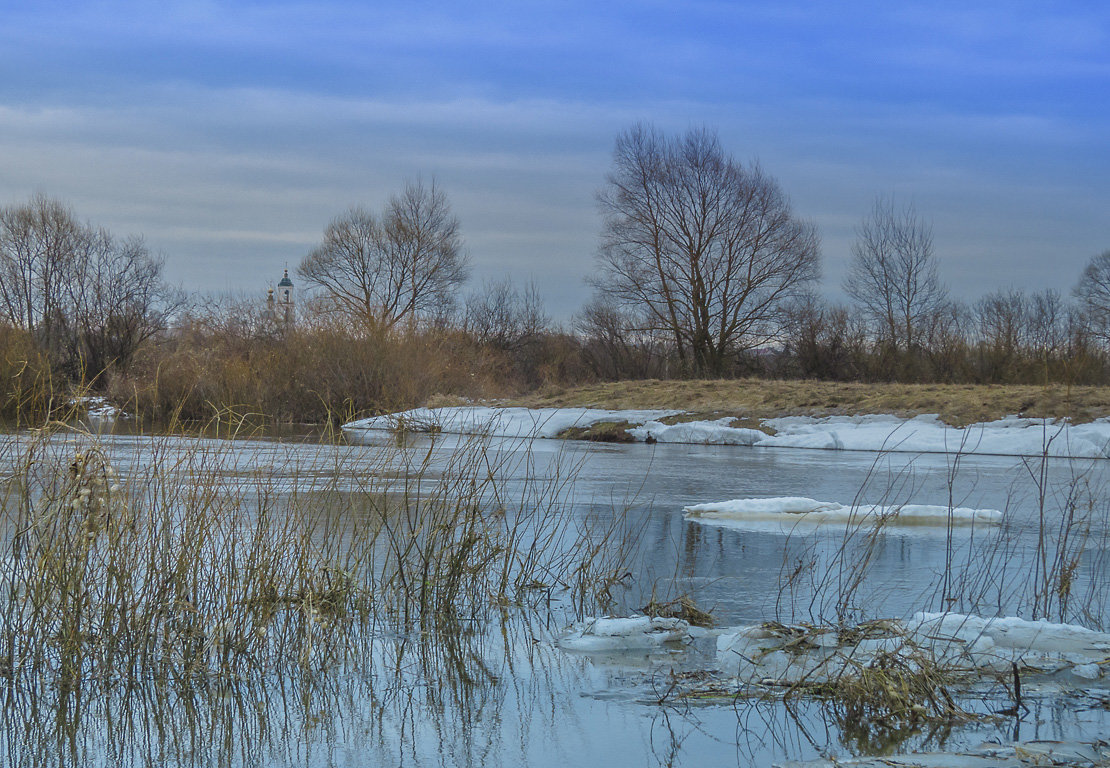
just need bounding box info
[342,406,1110,459]
[683,496,1004,530]
[343,406,683,440]
[70,396,124,421]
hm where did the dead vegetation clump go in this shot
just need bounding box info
[641,594,714,628]
[555,420,637,443]
[667,619,977,746]
[651,411,777,435]
[810,647,964,749]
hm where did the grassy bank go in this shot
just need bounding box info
[510,379,1110,427]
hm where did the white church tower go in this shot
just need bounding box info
[275,268,294,325]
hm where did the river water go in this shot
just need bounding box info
[2,429,1109,766]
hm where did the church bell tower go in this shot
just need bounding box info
[276,269,294,325]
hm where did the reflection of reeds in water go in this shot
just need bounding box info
[770,436,1110,631]
[0,608,583,768]
[0,422,645,765]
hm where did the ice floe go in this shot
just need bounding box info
[342,406,1110,459]
[683,497,1003,530]
[715,613,1110,684]
[556,616,693,652]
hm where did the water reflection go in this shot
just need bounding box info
[0,429,1107,766]
[2,585,1108,766]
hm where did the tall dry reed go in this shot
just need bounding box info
[0,424,637,691]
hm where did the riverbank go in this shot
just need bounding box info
[343,406,1110,458]
[507,379,1110,427]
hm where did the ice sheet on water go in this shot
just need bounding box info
[716,612,1110,684]
[627,417,766,445]
[908,612,1110,656]
[683,497,1003,529]
[557,615,692,652]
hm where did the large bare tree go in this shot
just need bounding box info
[594,125,820,376]
[0,194,84,354]
[844,196,948,351]
[1074,250,1110,343]
[67,232,177,375]
[0,194,175,379]
[299,179,469,331]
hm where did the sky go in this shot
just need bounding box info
[0,1,1107,320]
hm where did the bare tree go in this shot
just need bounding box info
[1074,250,1110,343]
[0,194,85,355]
[576,297,668,379]
[976,289,1028,352]
[464,278,549,351]
[299,179,469,331]
[594,124,820,376]
[782,294,867,380]
[1028,289,1066,360]
[844,196,948,351]
[67,233,181,375]
[0,195,175,379]
[974,289,1028,381]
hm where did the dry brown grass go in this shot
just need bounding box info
[515,379,1110,427]
[0,424,641,688]
[555,420,637,443]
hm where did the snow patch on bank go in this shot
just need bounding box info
[683,496,1003,530]
[343,406,680,440]
[343,406,1110,458]
[761,413,1110,458]
[71,396,123,421]
[628,417,767,445]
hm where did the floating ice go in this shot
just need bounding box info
[557,616,692,652]
[683,497,1003,529]
[716,613,1110,684]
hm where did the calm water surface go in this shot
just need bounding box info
[3,430,1108,766]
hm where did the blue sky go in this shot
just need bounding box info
[1,1,1106,317]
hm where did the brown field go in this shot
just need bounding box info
[509,379,1110,427]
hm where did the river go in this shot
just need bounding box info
[1,428,1107,766]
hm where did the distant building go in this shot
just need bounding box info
[266,268,295,326]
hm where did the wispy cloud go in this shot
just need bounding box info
[0,1,1106,314]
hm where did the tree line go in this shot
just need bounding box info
[2,125,1109,424]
